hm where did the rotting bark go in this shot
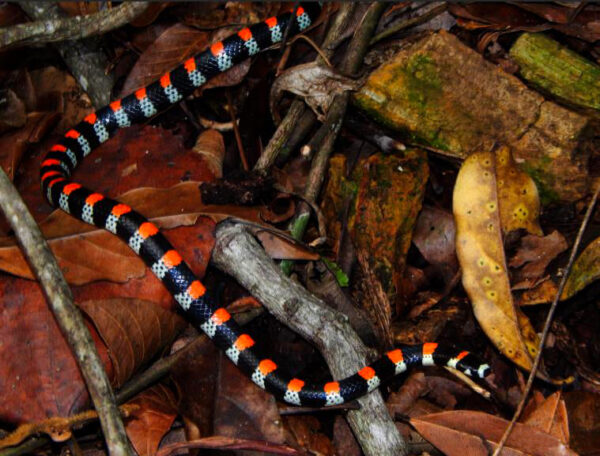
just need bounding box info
[510,33,600,113]
[212,222,408,456]
[354,30,593,203]
[18,2,116,108]
[0,169,133,456]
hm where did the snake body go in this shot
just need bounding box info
[40,4,491,407]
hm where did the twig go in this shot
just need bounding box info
[492,183,600,456]
[254,3,357,172]
[18,2,118,108]
[212,222,408,456]
[0,168,133,456]
[226,90,248,171]
[288,34,333,68]
[1,2,149,48]
[281,2,387,276]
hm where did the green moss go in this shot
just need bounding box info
[520,161,560,205]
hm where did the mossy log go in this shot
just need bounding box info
[510,32,600,113]
[354,31,593,203]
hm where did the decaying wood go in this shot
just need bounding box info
[510,32,600,113]
[355,30,592,203]
[212,222,407,456]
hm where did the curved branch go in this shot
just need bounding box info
[212,222,407,456]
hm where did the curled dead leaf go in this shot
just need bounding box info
[270,62,364,123]
[193,129,225,178]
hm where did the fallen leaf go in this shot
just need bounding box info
[213,353,287,445]
[509,231,568,282]
[0,278,113,424]
[523,392,570,444]
[519,279,559,306]
[193,129,225,178]
[411,410,578,456]
[79,299,186,387]
[0,88,26,133]
[120,24,209,96]
[270,62,364,123]
[454,151,541,374]
[562,236,600,300]
[412,205,458,283]
[125,384,178,456]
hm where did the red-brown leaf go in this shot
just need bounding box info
[125,384,178,456]
[79,299,187,387]
[411,410,577,456]
[0,278,112,424]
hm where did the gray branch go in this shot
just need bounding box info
[1,2,148,48]
[212,222,407,456]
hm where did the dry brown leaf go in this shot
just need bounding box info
[125,384,178,456]
[193,129,225,178]
[120,23,209,96]
[509,231,568,281]
[413,205,458,282]
[411,410,578,456]
[523,392,570,444]
[0,89,26,133]
[79,299,186,387]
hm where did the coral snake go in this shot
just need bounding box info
[40,3,491,407]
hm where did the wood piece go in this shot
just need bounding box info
[510,33,600,113]
[354,30,592,203]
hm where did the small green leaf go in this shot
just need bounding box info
[322,257,349,288]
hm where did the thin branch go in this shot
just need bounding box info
[492,183,600,456]
[1,2,149,49]
[0,168,133,456]
[370,2,448,45]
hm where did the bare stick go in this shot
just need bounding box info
[1,2,149,48]
[212,222,408,456]
[0,169,133,456]
[492,183,600,456]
